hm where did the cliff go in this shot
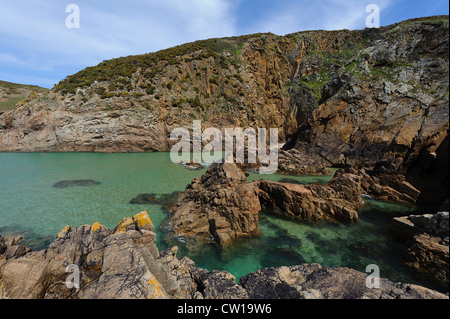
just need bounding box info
[0,16,448,204]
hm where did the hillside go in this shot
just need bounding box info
[0,80,48,113]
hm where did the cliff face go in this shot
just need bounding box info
[284,17,449,204]
[0,16,448,201]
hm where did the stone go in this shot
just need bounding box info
[191,269,249,299]
[169,161,261,246]
[239,264,448,299]
[258,170,362,223]
[391,216,419,241]
[0,221,448,299]
[404,233,449,290]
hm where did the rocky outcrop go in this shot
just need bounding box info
[258,170,362,223]
[169,161,262,246]
[239,264,447,299]
[169,160,363,246]
[284,18,449,206]
[404,234,449,291]
[277,149,329,176]
[390,211,449,290]
[0,212,447,299]
[339,163,421,204]
[0,211,196,299]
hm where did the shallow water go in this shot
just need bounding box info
[0,152,439,291]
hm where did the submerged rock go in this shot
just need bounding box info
[129,193,160,204]
[52,179,101,188]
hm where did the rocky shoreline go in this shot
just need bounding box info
[0,211,447,299]
[169,159,363,246]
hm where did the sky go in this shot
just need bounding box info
[0,0,448,89]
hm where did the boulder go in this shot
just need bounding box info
[258,170,362,223]
[239,264,448,299]
[405,234,449,290]
[170,162,363,246]
[169,161,261,246]
[277,149,329,176]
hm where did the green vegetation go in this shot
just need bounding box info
[0,97,24,112]
[54,33,267,95]
[0,80,48,112]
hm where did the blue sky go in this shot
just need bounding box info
[0,0,448,88]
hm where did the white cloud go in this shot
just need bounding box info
[0,0,238,86]
[250,0,394,35]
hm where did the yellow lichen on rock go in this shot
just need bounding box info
[147,273,163,299]
[113,211,154,234]
[91,222,102,232]
[132,211,153,230]
[57,225,71,238]
[113,217,134,234]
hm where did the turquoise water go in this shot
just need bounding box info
[0,153,438,291]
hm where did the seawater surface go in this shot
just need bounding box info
[0,152,437,290]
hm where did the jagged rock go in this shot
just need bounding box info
[391,212,449,241]
[338,166,421,204]
[0,218,448,299]
[191,269,249,299]
[239,264,448,299]
[277,149,329,176]
[405,233,449,290]
[169,161,261,246]
[52,180,101,188]
[0,211,197,299]
[170,161,363,246]
[258,170,362,223]
[409,212,449,238]
[129,193,160,204]
[0,234,31,259]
